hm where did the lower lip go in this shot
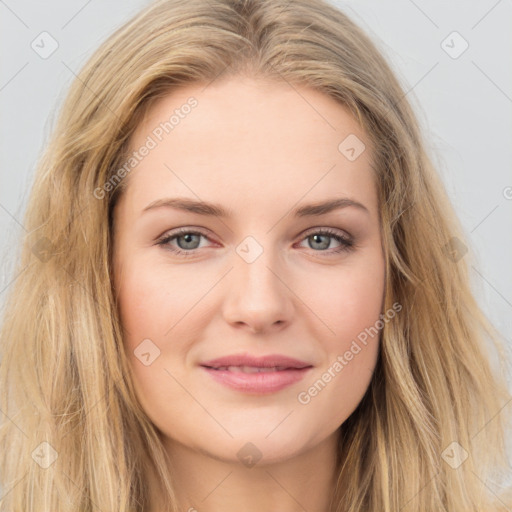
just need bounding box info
[201,366,312,393]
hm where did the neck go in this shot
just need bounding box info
[150,431,339,512]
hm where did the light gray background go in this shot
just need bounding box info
[0,0,511,454]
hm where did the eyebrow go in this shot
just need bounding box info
[142,196,370,217]
[142,197,370,218]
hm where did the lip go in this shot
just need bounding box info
[199,353,313,394]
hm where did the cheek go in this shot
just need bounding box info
[115,256,216,390]
[115,262,195,424]
[296,256,384,414]
[310,256,385,352]
[116,259,204,342]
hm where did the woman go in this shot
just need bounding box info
[1,0,510,510]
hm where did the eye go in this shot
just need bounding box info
[156,228,212,257]
[156,227,355,257]
[296,228,354,255]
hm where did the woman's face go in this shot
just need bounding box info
[112,76,385,465]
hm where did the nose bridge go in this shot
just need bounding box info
[222,233,292,330]
[234,233,284,299]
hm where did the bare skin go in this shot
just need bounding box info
[112,76,385,512]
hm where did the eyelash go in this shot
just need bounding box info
[156,227,355,258]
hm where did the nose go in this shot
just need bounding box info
[222,249,293,334]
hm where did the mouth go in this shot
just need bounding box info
[200,365,313,393]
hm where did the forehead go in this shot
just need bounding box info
[119,76,378,220]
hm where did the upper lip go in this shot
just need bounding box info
[200,353,313,369]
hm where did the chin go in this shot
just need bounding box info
[212,431,313,467]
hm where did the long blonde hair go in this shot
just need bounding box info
[1,0,510,510]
